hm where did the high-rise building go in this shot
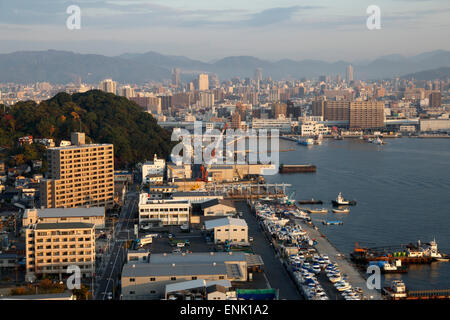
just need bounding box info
[160,95,173,112]
[231,111,241,130]
[98,79,117,94]
[198,74,209,91]
[254,68,263,82]
[346,65,354,83]
[40,132,114,209]
[324,100,350,121]
[25,222,95,280]
[172,68,180,87]
[312,98,326,117]
[130,96,161,114]
[118,86,135,99]
[271,102,287,119]
[197,92,214,108]
[429,92,442,108]
[349,101,385,129]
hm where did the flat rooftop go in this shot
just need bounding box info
[35,222,94,230]
[150,252,248,264]
[122,262,228,278]
[205,217,248,229]
[24,207,105,219]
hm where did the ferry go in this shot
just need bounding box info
[332,208,350,214]
[332,192,357,206]
[298,138,314,146]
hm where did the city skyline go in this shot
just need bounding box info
[1,0,449,61]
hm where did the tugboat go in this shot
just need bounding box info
[331,192,357,206]
[382,280,407,300]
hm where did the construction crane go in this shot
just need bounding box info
[198,123,228,182]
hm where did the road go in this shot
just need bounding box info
[94,190,137,300]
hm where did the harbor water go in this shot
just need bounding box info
[265,137,450,290]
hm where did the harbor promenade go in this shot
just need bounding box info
[296,219,383,300]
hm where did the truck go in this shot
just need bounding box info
[137,236,153,247]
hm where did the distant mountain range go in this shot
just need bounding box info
[0,49,449,84]
[401,67,450,80]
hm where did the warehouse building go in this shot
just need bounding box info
[204,217,248,245]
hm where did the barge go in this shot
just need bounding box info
[279,164,316,173]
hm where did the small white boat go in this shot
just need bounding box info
[332,208,350,214]
[308,208,328,214]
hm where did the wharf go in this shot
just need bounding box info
[296,219,383,300]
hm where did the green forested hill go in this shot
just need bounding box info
[0,90,173,169]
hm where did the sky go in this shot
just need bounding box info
[0,0,449,62]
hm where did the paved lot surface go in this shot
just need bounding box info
[235,201,303,300]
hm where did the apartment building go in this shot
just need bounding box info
[40,132,114,209]
[138,194,191,228]
[349,101,385,129]
[25,222,95,280]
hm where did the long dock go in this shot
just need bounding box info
[296,219,383,300]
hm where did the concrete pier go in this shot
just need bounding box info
[296,219,383,300]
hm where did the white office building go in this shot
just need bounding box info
[142,154,166,184]
[138,195,191,227]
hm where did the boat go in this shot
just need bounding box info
[297,199,323,204]
[369,260,407,274]
[322,220,344,226]
[298,138,314,146]
[372,136,384,145]
[308,208,328,214]
[279,164,316,173]
[313,134,323,145]
[382,280,407,300]
[331,192,357,206]
[332,208,350,214]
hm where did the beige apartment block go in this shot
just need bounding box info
[350,101,385,129]
[40,132,114,209]
[25,222,95,280]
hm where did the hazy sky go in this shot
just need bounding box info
[0,0,449,62]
